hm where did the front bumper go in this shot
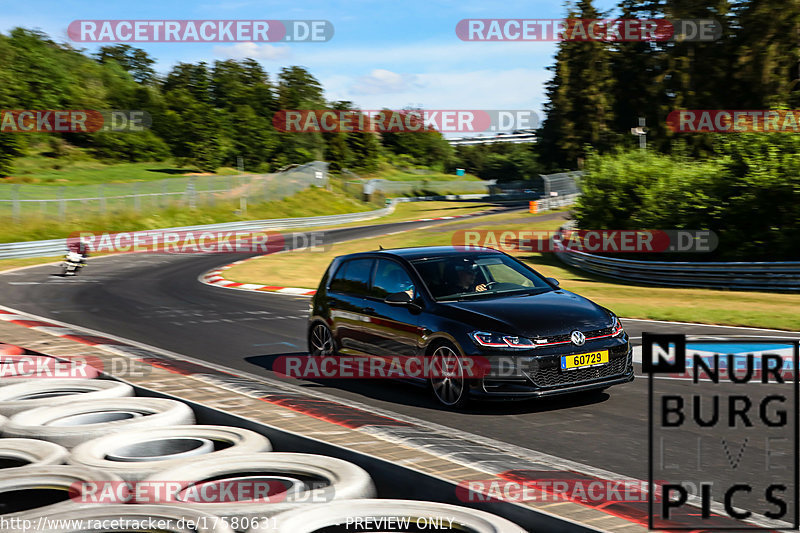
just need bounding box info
[467,340,633,399]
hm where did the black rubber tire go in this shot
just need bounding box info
[307,321,335,356]
[427,340,471,410]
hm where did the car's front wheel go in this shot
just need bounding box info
[428,341,469,409]
[308,322,335,356]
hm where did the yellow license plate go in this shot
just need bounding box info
[561,350,609,370]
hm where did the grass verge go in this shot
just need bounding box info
[0,256,64,273]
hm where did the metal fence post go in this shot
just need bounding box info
[240,194,247,216]
[12,185,20,224]
[188,178,197,209]
[58,187,65,221]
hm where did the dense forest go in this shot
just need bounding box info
[538,0,800,168]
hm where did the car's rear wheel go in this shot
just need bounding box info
[429,342,469,409]
[308,322,335,356]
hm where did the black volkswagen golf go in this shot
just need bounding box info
[307,246,633,408]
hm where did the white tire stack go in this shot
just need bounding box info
[68,425,273,481]
[0,438,69,468]
[0,465,123,521]
[2,398,195,448]
[0,361,526,531]
[0,379,132,416]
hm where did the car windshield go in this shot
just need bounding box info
[410,253,553,301]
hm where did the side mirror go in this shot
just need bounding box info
[385,291,413,305]
[546,277,560,287]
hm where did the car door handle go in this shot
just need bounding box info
[364,307,375,314]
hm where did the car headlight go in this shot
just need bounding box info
[611,315,624,337]
[470,331,535,349]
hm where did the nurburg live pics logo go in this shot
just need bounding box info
[644,333,799,530]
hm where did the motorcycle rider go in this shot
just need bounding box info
[68,241,90,265]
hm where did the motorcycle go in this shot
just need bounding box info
[61,251,86,276]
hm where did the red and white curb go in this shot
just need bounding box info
[198,210,495,297]
[0,309,126,348]
[201,260,317,297]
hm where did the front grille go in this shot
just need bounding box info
[535,326,614,345]
[530,354,628,388]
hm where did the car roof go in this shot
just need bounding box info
[339,246,502,261]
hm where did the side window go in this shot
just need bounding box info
[328,262,349,292]
[328,259,374,296]
[372,259,415,298]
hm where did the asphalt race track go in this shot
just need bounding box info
[3,212,800,522]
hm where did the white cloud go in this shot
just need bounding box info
[350,69,422,95]
[293,40,556,70]
[212,42,291,60]
[322,68,550,119]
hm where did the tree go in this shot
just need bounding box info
[277,66,324,109]
[729,0,800,107]
[537,0,617,169]
[163,89,224,171]
[226,105,277,170]
[96,45,156,84]
[163,62,211,103]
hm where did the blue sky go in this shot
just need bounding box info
[3,0,619,119]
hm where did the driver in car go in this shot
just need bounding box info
[454,262,487,292]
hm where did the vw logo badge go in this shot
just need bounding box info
[570,330,586,346]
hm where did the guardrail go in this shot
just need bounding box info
[554,230,800,291]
